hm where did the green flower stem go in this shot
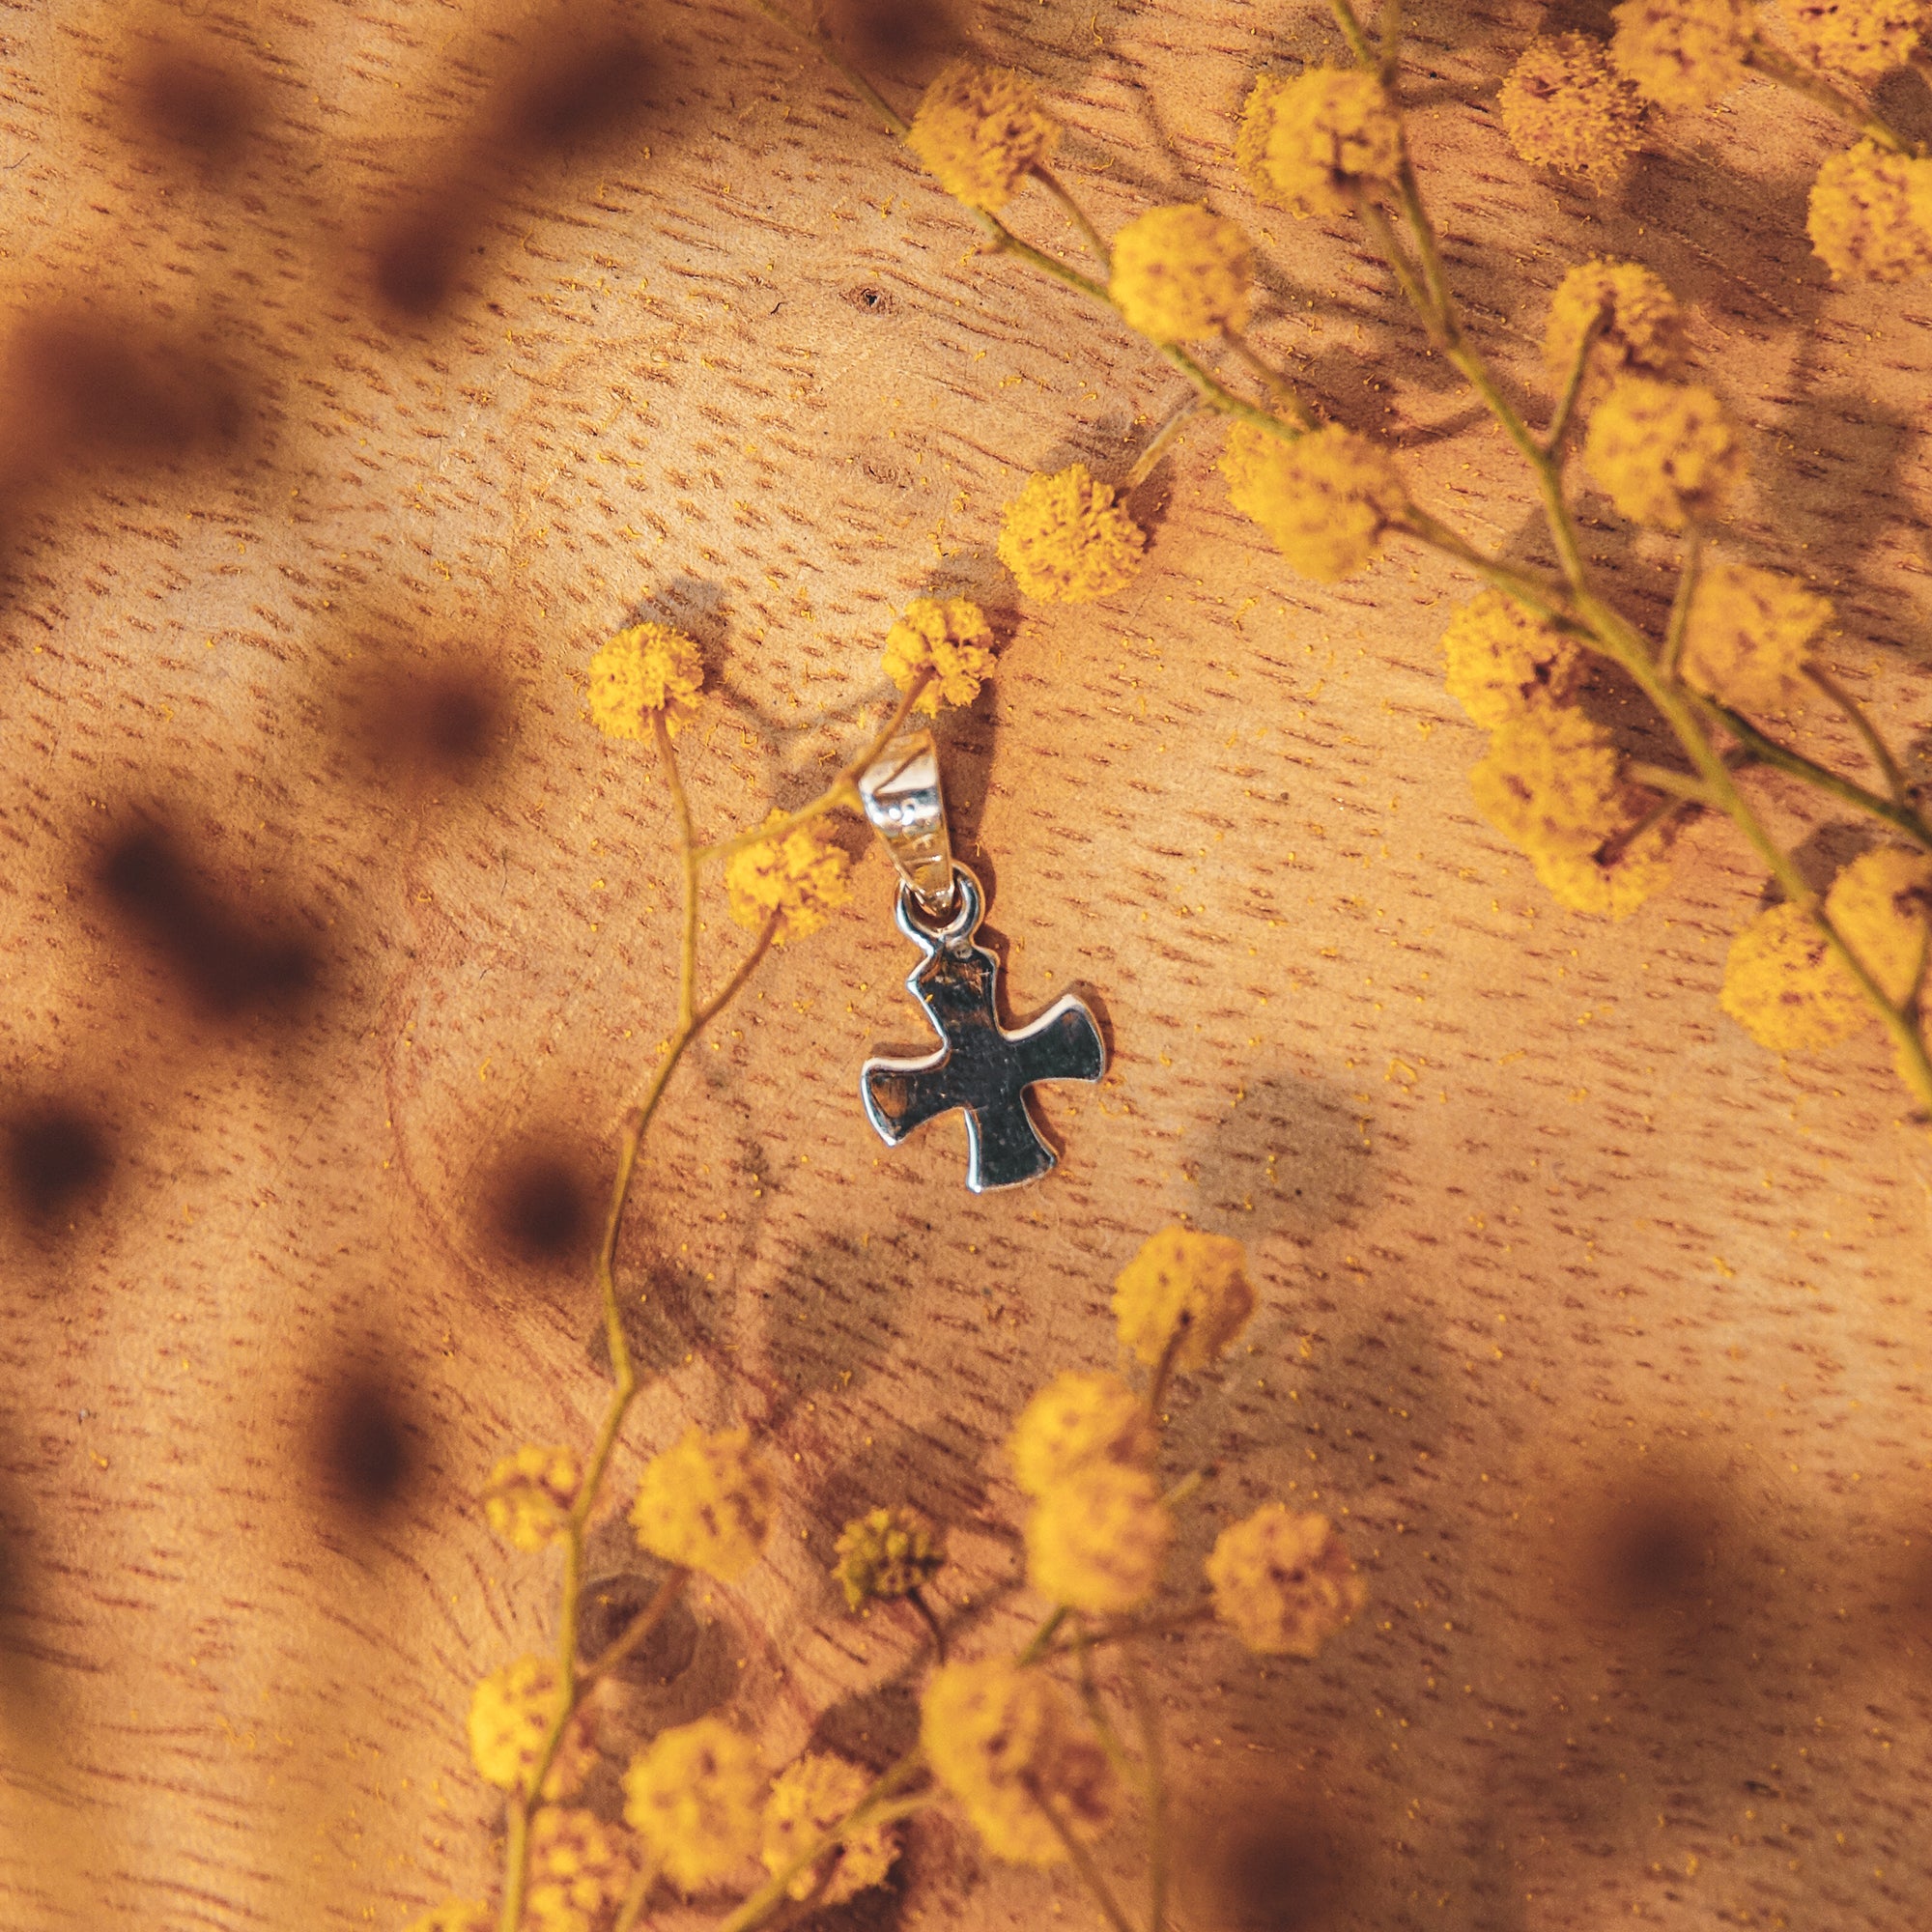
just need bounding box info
[502,741,786,1931]
[1627,762,1716,807]
[654,714,700,1031]
[1394,507,1580,631]
[580,1568,691,1684]
[1804,665,1913,810]
[695,668,933,866]
[1224,328,1319,428]
[1031,162,1111,265]
[714,1750,929,1932]
[1071,1626,1141,1782]
[612,1856,661,1932]
[1378,0,1405,86]
[1027,1781,1139,1932]
[1019,1603,1072,1665]
[1544,308,1607,459]
[1702,700,1932,854]
[1159,1466,1214,1511]
[1044,1600,1217,1656]
[1122,1651,1171,1932]
[1125,393,1203,488]
[1745,41,1921,157]
[1326,0,1378,69]
[1661,526,1703,681]
[1348,192,1436,341]
[748,0,908,136]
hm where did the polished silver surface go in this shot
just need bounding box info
[861,863,1107,1193]
[856,730,955,916]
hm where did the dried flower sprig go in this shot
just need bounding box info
[432,1207,1366,1932]
[736,0,1932,1122]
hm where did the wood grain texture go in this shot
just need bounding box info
[2,2,1930,1928]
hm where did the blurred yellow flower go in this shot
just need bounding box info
[1439,591,1585,730]
[1543,258,1689,401]
[1236,67,1400,214]
[724,811,854,945]
[921,1659,1117,1864]
[1499,34,1646,185]
[906,61,1059,212]
[1827,846,1932,1005]
[1026,1463,1173,1613]
[1720,901,1866,1051]
[762,1752,899,1903]
[631,1425,777,1582]
[1112,1224,1255,1372]
[526,1806,636,1932]
[1470,702,1633,865]
[1109,203,1252,341]
[1007,1368,1156,1497]
[1783,0,1928,77]
[1206,1506,1367,1657]
[1610,0,1753,108]
[1680,562,1832,713]
[482,1442,580,1553]
[1582,377,1741,528]
[1531,820,1678,920]
[466,1655,595,1800]
[1219,420,1407,581]
[1806,139,1932,282]
[402,1904,491,1932]
[624,1717,765,1890]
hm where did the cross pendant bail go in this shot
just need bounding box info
[856,729,955,918]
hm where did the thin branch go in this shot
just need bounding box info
[1745,40,1919,156]
[1042,1599,1217,1657]
[1544,307,1606,458]
[1030,162,1110,264]
[696,670,933,865]
[1627,762,1716,807]
[1701,700,1932,853]
[652,713,699,1029]
[580,1569,690,1686]
[1071,1627,1141,1782]
[1025,1782,1138,1932]
[1125,392,1203,488]
[1123,1650,1171,1932]
[1326,0,1378,68]
[1660,524,1703,681]
[1378,0,1405,88]
[1224,328,1319,428]
[1805,665,1912,810]
[750,0,908,135]
[695,914,781,1032]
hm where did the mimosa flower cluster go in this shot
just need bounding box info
[1497,5,1932,284]
[408,1226,1366,1932]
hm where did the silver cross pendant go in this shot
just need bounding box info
[857,734,1106,1193]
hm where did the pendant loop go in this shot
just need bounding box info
[857,729,955,917]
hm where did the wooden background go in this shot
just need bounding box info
[2,1,1930,1927]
